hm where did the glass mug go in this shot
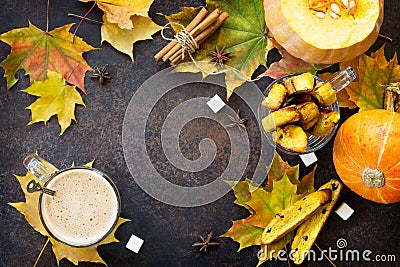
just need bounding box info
[24,154,121,247]
[259,67,357,155]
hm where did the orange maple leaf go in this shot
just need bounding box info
[0,22,95,93]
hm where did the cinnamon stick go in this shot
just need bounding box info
[170,12,229,65]
[189,8,222,38]
[154,7,208,61]
[162,8,222,62]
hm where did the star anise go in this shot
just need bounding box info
[209,46,233,68]
[192,232,219,252]
[90,64,111,85]
[225,109,248,132]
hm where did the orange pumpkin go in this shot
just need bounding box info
[263,0,384,64]
[333,110,400,204]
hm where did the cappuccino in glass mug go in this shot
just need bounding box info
[24,154,121,247]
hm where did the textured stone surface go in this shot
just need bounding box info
[0,0,399,266]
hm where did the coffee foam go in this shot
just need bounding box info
[41,168,119,246]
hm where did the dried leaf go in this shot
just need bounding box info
[101,15,162,61]
[224,70,249,100]
[244,174,299,228]
[223,153,315,261]
[265,40,327,79]
[0,22,94,92]
[166,0,271,99]
[8,158,128,266]
[343,45,400,111]
[165,5,218,32]
[296,165,316,195]
[267,153,299,185]
[80,0,154,29]
[337,89,358,109]
[225,178,257,214]
[221,219,264,251]
[257,233,294,267]
[201,0,269,78]
[9,174,49,236]
[51,218,129,265]
[172,61,218,80]
[21,71,85,135]
[172,62,246,100]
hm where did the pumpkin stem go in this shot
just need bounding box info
[361,168,385,188]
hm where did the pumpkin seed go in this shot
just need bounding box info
[329,11,339,19]
[342,0,349,8]
[348,1,355,14]
[315,12,325,19]
[330,3,341,15]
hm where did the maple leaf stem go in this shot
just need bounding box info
[46,0,50,32]
[68,13,103,25]
[66,64,81,87]
[34,238,50,267]
[72,1,97,44]
[284,245,292,267]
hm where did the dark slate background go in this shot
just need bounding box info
[1,0,399,266]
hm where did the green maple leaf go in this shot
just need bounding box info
[198,0,267,77]
[244,174,299,229]
[344,45,400,112]
[166,0,270,99]
[267,152,299,187]
[222,153,315,263]
[225,178,257,214]
[0,22,94,92]
[221,218,264,251]
[21,71,85,135]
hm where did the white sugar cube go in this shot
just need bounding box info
[126,234,144,253]
[335,202,354,221]
[207,94,226,113]
[299,153,318,167]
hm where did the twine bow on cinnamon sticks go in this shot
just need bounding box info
[383,82,400,112]
[155,7,229,65]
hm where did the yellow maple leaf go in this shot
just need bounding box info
[80,0,154,29]
[173,62,247,100]
[101,15,162,61]
[9,158,129,266]
[9,175,50,236]
[50,218,129,265]
[340,45,400,112]
[21,71,85,135]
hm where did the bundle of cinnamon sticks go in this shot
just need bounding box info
[154,7,228,65]
[384,83,400,112]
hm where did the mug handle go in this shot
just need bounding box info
[327,66,357,93]
[23,154,59,183]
